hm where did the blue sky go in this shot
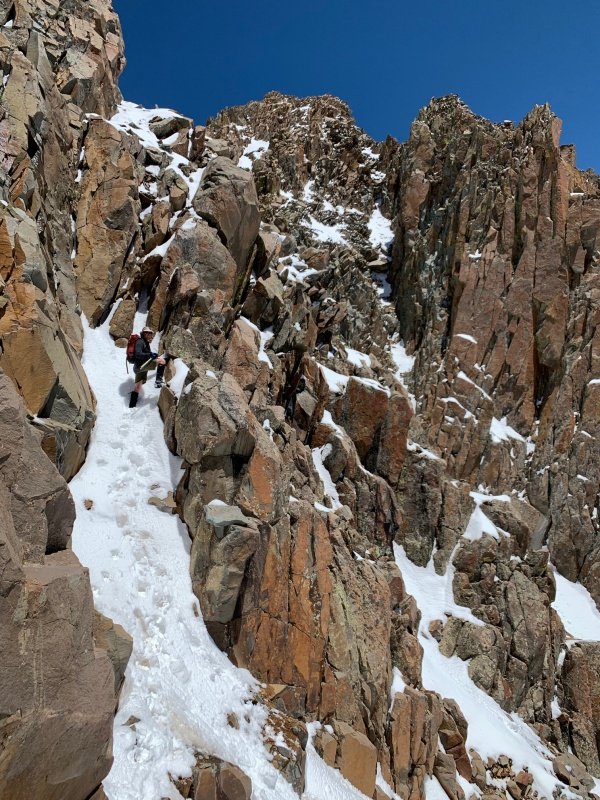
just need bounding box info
[114,0,600,171]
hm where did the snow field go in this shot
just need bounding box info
[551,568,600,643]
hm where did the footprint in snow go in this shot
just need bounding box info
[169,659,191,682]
[130,451,144,467]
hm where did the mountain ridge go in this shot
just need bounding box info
[1,2,600,799]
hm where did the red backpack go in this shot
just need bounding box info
[125,334,140,372]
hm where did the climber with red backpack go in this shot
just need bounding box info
[126,326,172,408]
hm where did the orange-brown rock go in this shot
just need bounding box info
[74,118,142,325]
[332,719,377,797]
[193,157,260,272]
[0,373,122,800]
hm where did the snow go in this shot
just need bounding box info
[425,776,451,800]
[588,378,600,386]
[318,365,389,397]
[456,370,492,402]
[361,146,379,160]
[319,364,350,394]
[490,417,525,445]
[312,444,342,512]
[394,544,567,798]
[303,180,315,202]
[389,341,416,410]
[307,215,348,245]
[322,409,344,436]
[110,101,180,150]
[279,254,318,283]
[376,764,400,800]
[552,567,600,642]
[109,102,204,206]
[169,360,190,398]
[238,138,269,170]
[406,440,442,461]
[345,347,371,369]
[389,341,415,379]
[455,333,477,344]
[551,697,561,719]
[394,545,483,630]
[70,314,302,800]
[390,667,407,704]
[371,271,392,301]
[463,491,510,542]
[359,377,390,396]
[143,234,174,261]
[367,205,394,251]
[239,316,273,367]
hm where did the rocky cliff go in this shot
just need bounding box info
[2,2,600,799]
[0,2,130,798]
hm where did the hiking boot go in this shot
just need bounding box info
[129,391,139,408]
[154,378,163,389]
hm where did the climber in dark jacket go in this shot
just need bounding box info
[129,326,171,408]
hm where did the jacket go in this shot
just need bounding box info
[134,336,158,370]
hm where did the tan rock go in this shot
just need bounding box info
[193,156,260,271]
[93,611,133,695]
[109,297,137,341]
[189,756,252,800]
[74,118,141,325]
[333,720,377,797]
[222,318,264,395]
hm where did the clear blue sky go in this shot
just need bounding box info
[114,0,600,172]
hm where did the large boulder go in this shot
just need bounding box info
[332,378,412,485]
[193,156,260,273]
[331,720,377,797]
[0,208,95,480]
[0,371,75,561]
[0,550,116,800]
[74,118,141,326]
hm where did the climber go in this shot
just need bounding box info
[129,326,171,408]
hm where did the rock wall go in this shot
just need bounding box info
[0,2,131,798]
[0,0,123,479]
[380,95,600,737]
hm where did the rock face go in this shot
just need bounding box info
[0,2,130,798]
[0,372,127,800]
[0,0,123,480]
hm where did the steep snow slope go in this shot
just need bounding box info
[70,309,372,800]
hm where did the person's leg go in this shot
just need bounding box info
[130,372,147,407]
[154,355,171,387]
